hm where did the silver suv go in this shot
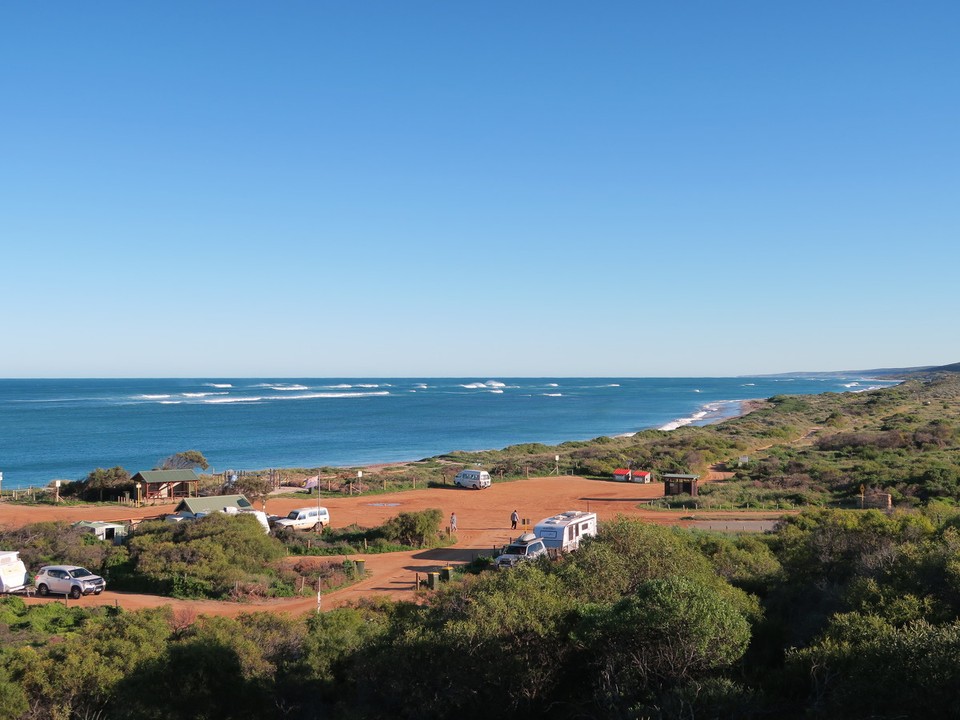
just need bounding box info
[35,565,106,598]
[495,533,548,569]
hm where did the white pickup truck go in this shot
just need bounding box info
[272,506,330,531]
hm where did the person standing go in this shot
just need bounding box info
[511,509,519,530]
[450,512,458,533]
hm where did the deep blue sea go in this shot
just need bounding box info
[0,376,898,489]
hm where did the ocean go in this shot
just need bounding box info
[0,376,897,489]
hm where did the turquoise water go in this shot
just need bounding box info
[0,376,896,488]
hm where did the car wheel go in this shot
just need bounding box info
[69,586,82,600]
[94,590,103,595]
[37,584,49,597]
[472,484,478,489]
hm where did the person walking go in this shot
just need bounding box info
[450,512,458,533]
[511,509,519,530]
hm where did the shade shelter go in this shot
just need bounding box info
[132,470,199,501]
[662,473,700,497]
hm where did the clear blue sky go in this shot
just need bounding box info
[2,2,958,377]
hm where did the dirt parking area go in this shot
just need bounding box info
[2,475,786,617]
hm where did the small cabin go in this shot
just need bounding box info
[613,469,652,483]
[73,521,128,544]
[662,473,700,497]
[173,494,253,515]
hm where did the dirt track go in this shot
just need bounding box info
[2,475,784,617]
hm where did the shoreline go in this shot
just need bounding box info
[1,396,772,491]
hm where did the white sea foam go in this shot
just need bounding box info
[742,383,755,386]
[138,394,171,400]
[159,401,182,405]
[842,382,860,388]
[607,384,620,387]
[546,383,559,387]
[205,383,233,388]
[461,383,486,389]
[489,389,504,394]
[543,393,563,397]
[414,383,429,389]
[274,391,390,400]
[251,383,309,391]
[327,384,353,389]
[694,389,701,393]
[659,410,709,432]
[205,396,264,403]
[204,391,390,404]
[182,392,227,398]
[355,384,380,388]
[486,380,506,387]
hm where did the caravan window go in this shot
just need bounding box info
[568,527,574,541]
[539,529,558,539]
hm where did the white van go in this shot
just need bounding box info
[533,510,598,553]
[454,469,492,489]
[272,506,330,531]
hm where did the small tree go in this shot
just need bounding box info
[381,509,443,547]
[159,450,209,471]
[83,466,133,502]
[232,475,275,509]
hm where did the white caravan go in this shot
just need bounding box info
[0,551,30,594]
[454,469,492,489]
[533,510,598,553]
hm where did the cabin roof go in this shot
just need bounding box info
[132,470,199,484]
[175,494,252,514]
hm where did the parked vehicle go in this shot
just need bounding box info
[533,510,598,553]
[272,506,330,531]
[495,532,547,569]
[34,565,106,598]
[454,469,492,489]
[0,551,29,594]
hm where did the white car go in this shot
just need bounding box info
[495,533,547,569]
[34,565,106,598]
[272,506,330,531]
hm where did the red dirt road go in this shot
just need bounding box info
[3,476,782,617]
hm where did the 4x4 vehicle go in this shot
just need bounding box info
[495,532,547,569]
[272,506,330,531]
[34,565,106,598]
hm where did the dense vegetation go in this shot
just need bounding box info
[6,510,960,718]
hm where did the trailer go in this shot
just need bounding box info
[533,510,598,553]
[0,551,30,594]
